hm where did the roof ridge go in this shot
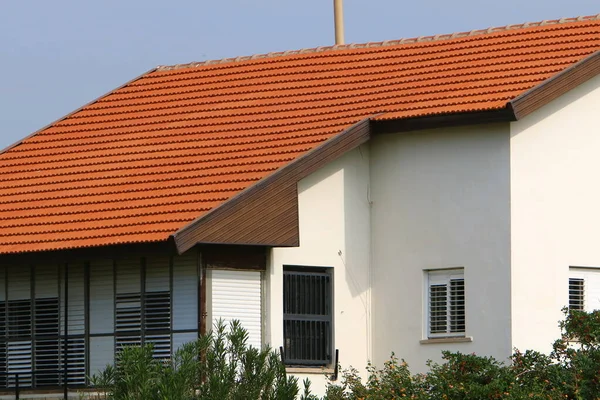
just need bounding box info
[156,14,600,72]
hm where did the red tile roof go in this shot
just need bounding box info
[1,15,600,254]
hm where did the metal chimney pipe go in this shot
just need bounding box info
[334,0,345,45]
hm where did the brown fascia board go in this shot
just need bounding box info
[510,50,600,120]
[172,118,372,254]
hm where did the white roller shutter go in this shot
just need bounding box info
[172,252,198,331]
[211,270,262,350]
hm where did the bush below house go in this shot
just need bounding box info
[89,309,600,399]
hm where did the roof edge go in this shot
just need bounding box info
[510,50,600,119]
[0,67,158,155]
[172,117,373,253]
[157,14,600,71]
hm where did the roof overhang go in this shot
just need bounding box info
[172,50,600,254]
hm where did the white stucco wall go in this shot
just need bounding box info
[510,74,600,353]
[266,145,371,397]
[369,124,512,372]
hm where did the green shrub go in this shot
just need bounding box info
[89,310,600,399]
[89,319,299,400]
[322,310,600,399]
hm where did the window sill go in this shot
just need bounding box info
[286,366,335,375]
[420,336,473,344]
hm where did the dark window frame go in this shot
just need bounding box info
[282,265,333,367]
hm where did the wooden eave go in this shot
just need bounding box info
[172,118,372,254]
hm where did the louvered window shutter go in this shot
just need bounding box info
[61,265,86,386]
[115,258,142,351]
[145,257,171,360]
[0,267,6,388]
[429,284,447,335]
[89,260,115,377]
[427,270,465,338]
[34,264,60,387]
[7,267,32,387]
[211,270,262,350]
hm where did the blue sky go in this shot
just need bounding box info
[0,0,597,149]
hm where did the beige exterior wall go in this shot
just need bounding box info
[510,74,600,353]
[267,146,371,397]
[369,124,512,372]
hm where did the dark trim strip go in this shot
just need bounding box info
[510,50,600,120]
[87,328,199,339]
[198,249,206,336]
[172,118,372,253]
[372,108,515,135]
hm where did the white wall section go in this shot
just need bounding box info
[268,146,371,397]
[510,74,600,353]
[369,124,512,371]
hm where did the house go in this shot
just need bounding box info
[0,13,600,398]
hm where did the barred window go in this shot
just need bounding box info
[283,266,332,366]
[568,268,600,312]
[427,269,465,338]
[569,278,584,311]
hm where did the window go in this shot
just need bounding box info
[0,251,199,390]
[283,266,332,366]
[426,269,465,338]
[569,278,584,311]
[569,268,600,312]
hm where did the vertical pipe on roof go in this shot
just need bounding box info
[334,0,345,45]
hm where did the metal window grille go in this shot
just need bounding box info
[283,268,332,366]
[569,278,585,311]
[428,271,465,338]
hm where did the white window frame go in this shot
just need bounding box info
[425,268,465,339]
